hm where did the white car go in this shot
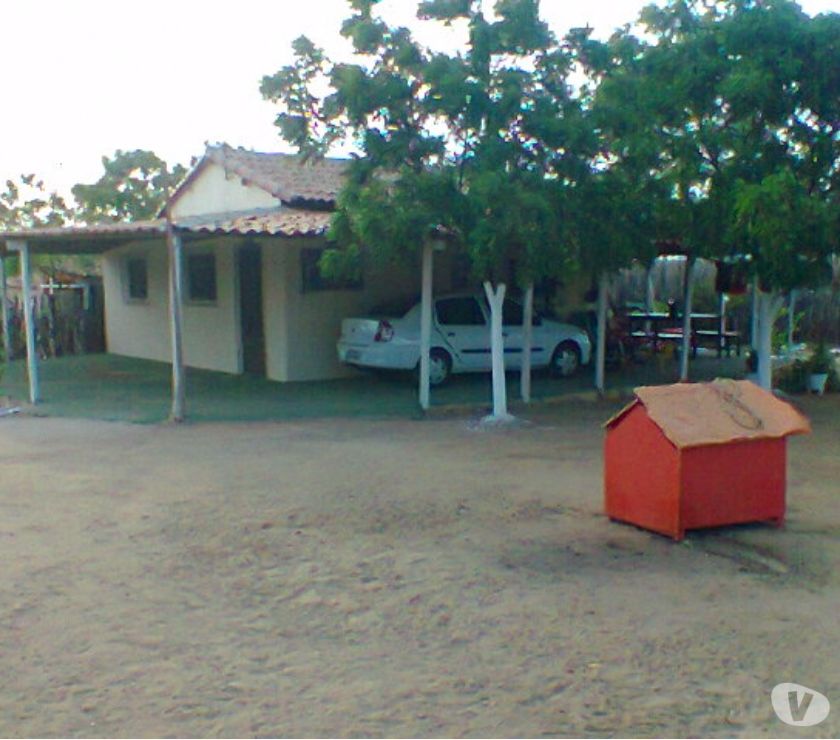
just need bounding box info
[337,293,591,385]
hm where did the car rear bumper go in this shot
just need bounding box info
[337,341,418,370]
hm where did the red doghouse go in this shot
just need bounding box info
[604,380,810,540]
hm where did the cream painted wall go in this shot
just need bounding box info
[263,239,455,383]
[170,161,279,219]
[103,230,460,383]
[103,238,242,374]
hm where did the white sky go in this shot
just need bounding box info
[3,0,837,197]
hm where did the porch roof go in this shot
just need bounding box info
[0,207,332,255]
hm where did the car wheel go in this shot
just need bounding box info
[428,348,452,386]
[550,341,581,378]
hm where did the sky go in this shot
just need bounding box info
[3,0,838,198]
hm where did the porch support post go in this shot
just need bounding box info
[0,253,11,361]
[520,282,534,403]
[595,272,608,395]
[679,258,695,382]
[9,240,40,403]
[167,225,186,422]
[418,240,434,411]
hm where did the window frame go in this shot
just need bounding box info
[435,296,487,327]
[185,251,218,305]
[123,256,149,304]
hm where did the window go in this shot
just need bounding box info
[125,257,148,301]
[187,253,217,303]
[301,247,363,292]
[436,297,486,326]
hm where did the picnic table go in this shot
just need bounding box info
[625,311,741,357]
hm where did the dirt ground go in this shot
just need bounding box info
[1,397,838,738]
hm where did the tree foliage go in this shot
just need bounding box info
[72,149,187,223]
[0,174,72,229]
[262,0,585,288]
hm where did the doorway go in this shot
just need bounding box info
[238,243,266,375]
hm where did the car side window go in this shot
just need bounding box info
[502,301,524,326]
[436,297,486,326]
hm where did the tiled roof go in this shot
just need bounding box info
[176,208,332,237]
[0,220,166,240]
[205,144,349,204]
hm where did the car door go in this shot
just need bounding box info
[435,296,490,370]
[500,300,551,368]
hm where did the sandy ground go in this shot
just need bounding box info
[1,397,838,738]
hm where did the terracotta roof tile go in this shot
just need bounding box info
[177,208,332,237]
[206,144,348,204]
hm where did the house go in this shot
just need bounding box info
[101,143,461,383]
[604,379,810,540]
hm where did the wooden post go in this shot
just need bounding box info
[679,258,695,382]
[595,272,608,395]
[418,240,433,411]
[167,225,186,422]
[9,240,40,403]
[520,282,534,403]
[0,254,12,361]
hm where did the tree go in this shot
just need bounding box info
[581,0,839,389]
[72,149,187,223]
[0,174,72,229]
[262,0,579,417]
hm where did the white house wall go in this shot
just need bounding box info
[102,238,241,374]
[170,162,279,219]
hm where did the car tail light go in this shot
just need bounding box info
[374,320,394,342]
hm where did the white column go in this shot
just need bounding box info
[0,254,12,361]
[595,272,608,395]
[9,240,40,403]
[167,226,186,422]
[520,282,534,403]
[418,240,433,411]
[679,259,695,382]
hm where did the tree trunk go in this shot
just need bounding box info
[595,272,608,395]
[645,262,656,335]
[483,281,510,420]
[520,283,534,403]
[787,289,796,355]
[755,291,784,390]
[750,277,760,349]
[418,241,434,411]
